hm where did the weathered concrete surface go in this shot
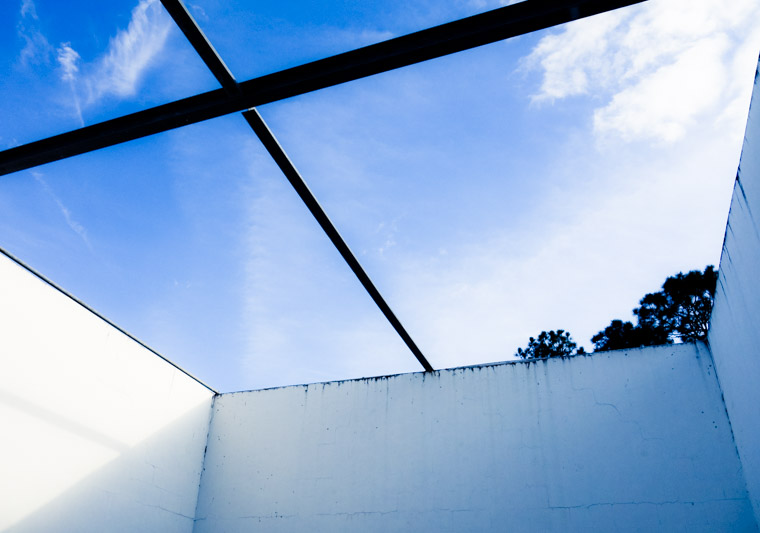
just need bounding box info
[195,343,755,532]
[0,253,214,533]
[709,57,760,525]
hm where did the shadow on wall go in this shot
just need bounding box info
[3,398,211,533]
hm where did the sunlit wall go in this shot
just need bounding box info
[0,252,214,533]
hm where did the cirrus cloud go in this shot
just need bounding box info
[84,0,172,102]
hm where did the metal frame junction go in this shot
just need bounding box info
[0,0,646,372]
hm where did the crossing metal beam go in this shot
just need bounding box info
[159,0,436,371]
[0,0,646,176]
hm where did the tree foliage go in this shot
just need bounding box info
[516,329,586,359]
[590,320,667,351]
[592,266,717,352]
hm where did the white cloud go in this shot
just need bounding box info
[56,43,84,126]
[20,0,37,19]
[394,0,760,365]
[524,8,629,101]
[56,42,80,82]
[15,0,172,122]
[525,0,760,143]
[86,0,172,102]
[594,36,729,142]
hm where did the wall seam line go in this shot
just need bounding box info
[702,338,758,530]
[192,392,219,531]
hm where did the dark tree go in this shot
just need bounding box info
[592,266,718,352]
[516,330,586,359]
[652,266,717,341]
[590,319,668,351]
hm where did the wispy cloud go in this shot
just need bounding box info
[56,43,80,82]
[32,173,92,250]
[16,0,52,69]
[20,0,37,18]
[56,43,84,126]
[524,0,760,143]
[187,3,209,23]
[24,0,172,123]
[17,30,51,68]
[85,0,172,102]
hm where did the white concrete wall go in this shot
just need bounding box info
[0,251,215,533]
[708,59,760,524]
[195,343,755,532]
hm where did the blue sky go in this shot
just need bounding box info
[2,0,759,392]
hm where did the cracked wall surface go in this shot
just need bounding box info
[194,344,756,532]
[0,252,214,533]
[708,55,760,525]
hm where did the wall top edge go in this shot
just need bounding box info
[222,342,702,396]
[0,246,218,394]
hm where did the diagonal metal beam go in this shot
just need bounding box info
[159,0,237,92]
[159,0,435,371]
[0,0,646,176]
[242,109,435,372]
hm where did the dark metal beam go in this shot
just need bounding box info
[243,109,435,372]
[159,0,237,92]
[160,0,435,371]
[0,0,646,176]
